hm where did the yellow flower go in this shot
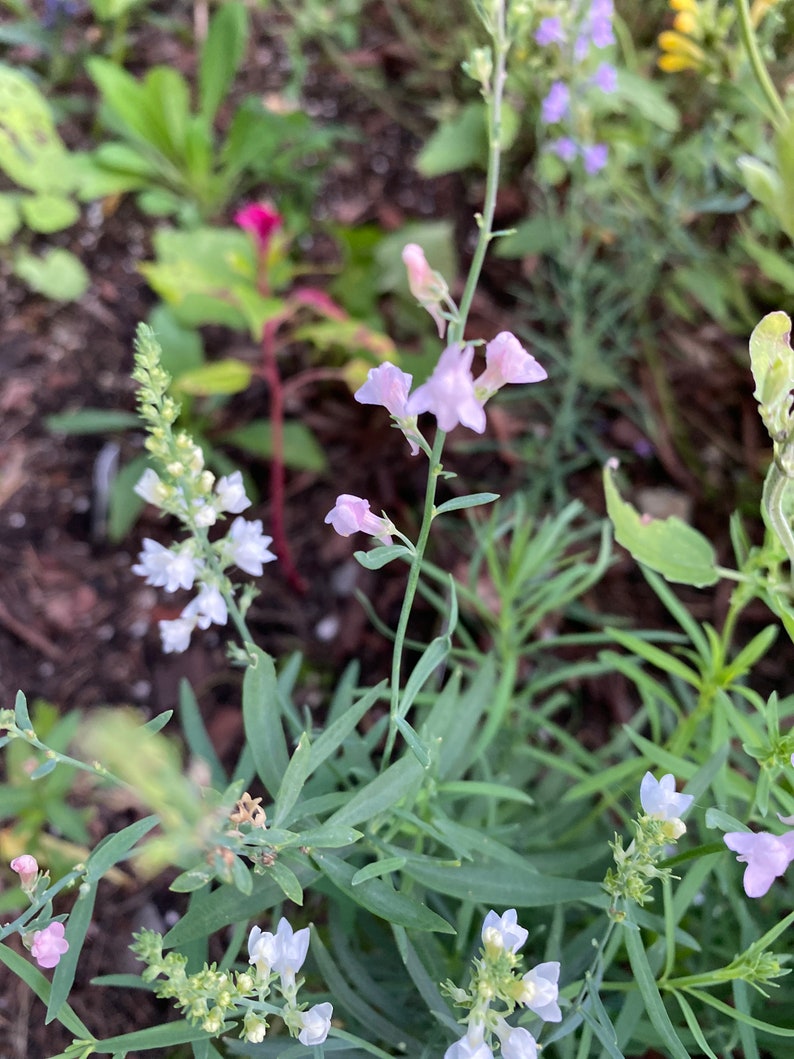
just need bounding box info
[673,10,698,34]
[657,29,706,72]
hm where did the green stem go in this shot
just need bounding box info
[764,462,794,579]
[735,0,788,127]
[382,0,510,765]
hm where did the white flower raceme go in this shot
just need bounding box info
[297,1002,333,1045]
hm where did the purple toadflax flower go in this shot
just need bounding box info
[724,831,794,898]
[541,82,570,125]
[31,922,69,969]
[325,495,394,544]
[402,243,449,337]
[355,362,422,455]
[475,332,547,401]
[535,16,565,47]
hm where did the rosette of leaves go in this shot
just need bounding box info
[0,63,88,300]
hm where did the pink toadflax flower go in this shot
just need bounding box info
[724,830,794,898]
[325,495,394,545]
[234,202,283,253]
[10,854,39,894]
[475,332,547,401]
[406,344,486,434]
[402,243,449,337]
[31,922,69,969]
[354,363,422,455]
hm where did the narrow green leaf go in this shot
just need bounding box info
[14,689,31,730]
[242,648,287,799]
[179,679,226,789]
[395,715,431,767]
[609,628,701,686]
[392,925,459,1032]
[198,1,248,125]
[142,709,173,734]
[434,492,499,516]
[686,987,794,1037]
[0,943,91,1039]
[46,409,141,435]
[314,851,454,933]
[671,991,719,1059]
[623,924,690,1059]
[30,758,58,780]
[86,1019,216,1052]
[326,754,425,829]
[267,859,304,904]
[273,732,312,827]
[438,780,534,805]
[351,856,406,885]
[354,545,412,570]
[399,634,450,717]
[47,885,97,1023]
[86,815,158,882]
[172,358,252,397]
[307,680,384,777]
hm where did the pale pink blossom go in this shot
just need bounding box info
[31,922,69,969]
[402,243,449,337]
[297,1002,333,1045]
[355,363,422,455]
[481,908,528,954]
[325,495,394,545]
[724,831,794,898]
[10,855,38,893]
[234,202,282,252]
[406,344,486,434]
[475,332,547,400]
[516,962,561,1022]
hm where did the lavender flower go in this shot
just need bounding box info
[541,82,570,125]
[592,62,617,93]
[582,143,609,173]
[535,16,565,47]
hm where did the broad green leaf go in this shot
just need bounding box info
[314,851,454,933]
[267,859,303,904]
[749,311,794,443]
[222,419,328,473]
[242,648,287,800]
[14,689,31,729]
[14,248,89,301]
[416,102,491,176]
[172,358,253,397]
[603,461,718,586]
[20,194,79,233]
[0,64,77,194]
[198,1,249,125]
[148,303,204,377]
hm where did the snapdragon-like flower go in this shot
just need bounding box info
[444,1023,494,1059]
[184,585,228,630]
[549,136,578,163]
[132,539,200,593]
[402,243,449,337]
[724,831,794,898]
[325,495,394,545]
[514,962,562,1022]
[591,62,617,93]
[582,143,609,174]
[215,471,251,514]
[10,854,39,892]
[355,363,422,455]
[225,518,276,576]
[535,16,565,47]
[481,908,528,955]
[31,922,69,969]
[159,616,195,654]
[640,772,693,838]
[297,1002,333,1045]
[134,467,169,507]
[475,333,548,401]
[541,81,570,125]
[406,344,486,434]
[495,1018,538,1059]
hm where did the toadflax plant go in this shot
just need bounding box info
[9,1,794,1058]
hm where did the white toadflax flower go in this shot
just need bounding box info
[481,908,528,954]
[226,517,277,575]
[640,772,693,838]
[184,585,228,629]
[132,539,199,593]
[215,471,251,514]
[297,1002,333,1045]
[158,616,196,654]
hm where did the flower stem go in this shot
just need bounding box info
[735,0,788,127]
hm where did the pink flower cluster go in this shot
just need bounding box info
[724,828,794,898]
